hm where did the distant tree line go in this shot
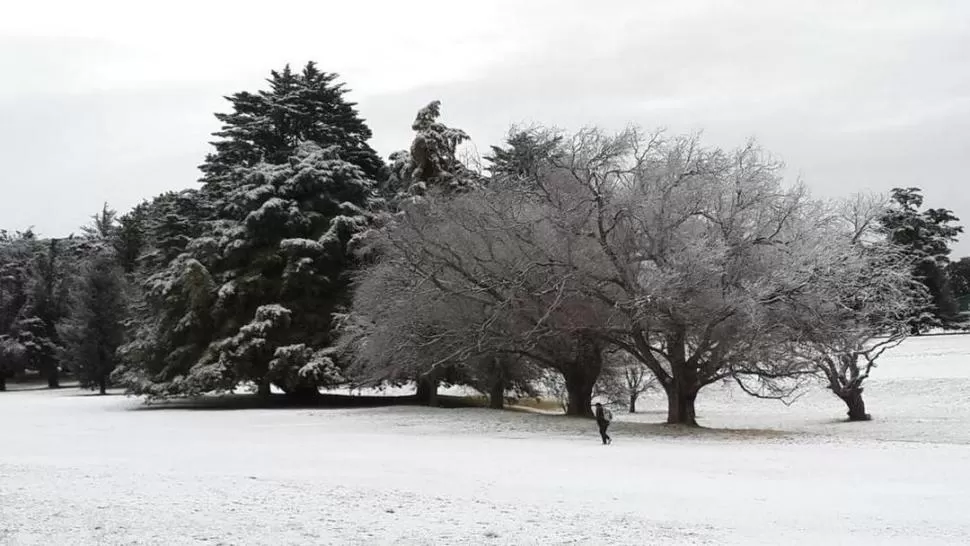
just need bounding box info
[1,62,966,425]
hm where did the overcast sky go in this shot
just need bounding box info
[2,0,968,253]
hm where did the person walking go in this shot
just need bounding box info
[594,402,612,445]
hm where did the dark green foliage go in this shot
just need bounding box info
[880,187,964,332]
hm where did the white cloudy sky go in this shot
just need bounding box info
[2,0,969,252]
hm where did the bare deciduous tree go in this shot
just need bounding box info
[783,195,927,421]
[345,126,884,426]
[595,351,657,413]
[341,182,612,416]
[535,128,836,426]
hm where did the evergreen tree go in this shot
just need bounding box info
[81,203,118,240]
[114,189,214,400]
[58,251,127,394]
[0,336,26,391]
[947,257,970,312]
[17,238,75,387]
[405,101,475,194]
[378,101,478,210]
[140,191,206,272]
[199,62,384,184]
[114,204,148,274]
[117,66,385,400]
[0,230,35,335]
[114,253,215,399]
[0,230,36,390]
[880,187,964,332]
[197,143,375,397]
[485,127,563,185]
[118,144,376,399]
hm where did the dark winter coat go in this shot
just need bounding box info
[595,406,612,426]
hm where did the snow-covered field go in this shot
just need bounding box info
[2,335,970,545]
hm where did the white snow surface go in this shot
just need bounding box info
[2,335,970,545]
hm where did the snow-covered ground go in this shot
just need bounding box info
[2,335,970,545]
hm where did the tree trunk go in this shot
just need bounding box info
[565,377,594,417]
[283,385,320,403]
[840,388,871,422]
[663,330,700,426]
[629,393,638,414]
[257,381,272,398]
[562,362,599,417]
[47,365,60,389]
[664,384,699,426]
[98,375,107,395]
[415,373,438,406]
[489,377,505,409]
[561,333,604,417]
[0,374,6,392]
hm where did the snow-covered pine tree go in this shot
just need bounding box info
[81,203,118,240]
[192,143,375,398]
[948,257,970,312]
[118,66,384,401]
[114,252,215,400]
[0,230,37,390]
[199,62,384,184]
[879,187,964,332]
[117,145,377,400]
[139,191,206,272]
[16,237,76,388]
[58,249,127,395]
[56,207,128,395]
[485,127,563,187]
[382,101,477,203]
[113,189,215,399]
[114,204,149,274]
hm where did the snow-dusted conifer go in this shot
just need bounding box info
[114,254,216,400]
[16,237,76,388]
[196,143,375,397]
[879,187,964,332]
[384,101,478,203]
[0,230,35,390]
[58,250,127,395]
[200,62,384,184]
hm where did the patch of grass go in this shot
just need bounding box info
[507,397,565,412]
[610,420,791,440]
[443,394,565,412]
[134,393,419,411]
[132,392,488,412]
